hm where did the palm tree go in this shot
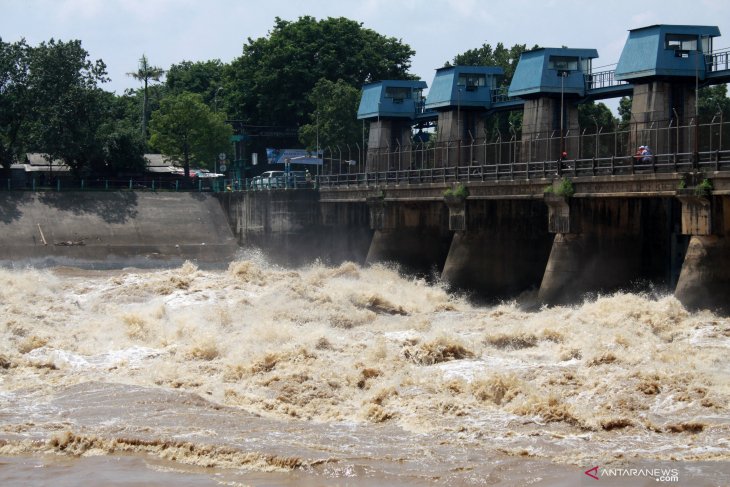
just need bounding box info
[127,54,165,139]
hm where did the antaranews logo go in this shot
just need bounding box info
[584,465,680,482]
[584,466,600,480]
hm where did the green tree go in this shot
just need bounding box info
[27,39,110,177]
[298,78,361,151]
[127,54,165,138]
[698,84,730,122]
[0,38,31,172]
[166,59,225,109]
[225,16,415,127]
[91,91,147,176]
[149,92,232,177]
[618,96,632,128]
[578,101,617,131]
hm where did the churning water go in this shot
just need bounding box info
[0,257,729,486]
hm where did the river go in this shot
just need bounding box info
[0,257,728,486]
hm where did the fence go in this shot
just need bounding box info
[4,119,730,193]
[317,118,730,187]
[0,176,228,192]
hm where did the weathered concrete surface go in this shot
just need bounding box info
[441,199,553,299]
[539,198,676,304]
[521,97,579,161]
[675,196,730,313]
[365,201,452,276]
[675,235,730,314]
[217,191,372,266]
[0,191,237,266]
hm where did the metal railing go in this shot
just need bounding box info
[317,149,730,187]
[707,48,730,72]
[586,70,628,90]
[5,120,729,193]
[317,118,730,187]
[0,177,229,192]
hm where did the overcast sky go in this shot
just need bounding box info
[2,0,729,113]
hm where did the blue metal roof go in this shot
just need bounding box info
[424,66,504,110]
[508,48,598,98]
[615,24,721,81]
[357,80,428,120]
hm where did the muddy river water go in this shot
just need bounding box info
[0,259,728,485]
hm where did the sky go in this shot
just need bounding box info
[2,0,730,114]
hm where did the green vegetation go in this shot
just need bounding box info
[149,93,232,178]
[695,178,713,197]
[298,79,362,151]
[544,178,575,198]
[444,184,469,198]
[127,54,165,139]
[0,16,417,179]
[4,15,730,182]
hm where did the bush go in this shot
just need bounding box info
[695,178,712,197]
[444,184,469,198]
[544,178,574,198]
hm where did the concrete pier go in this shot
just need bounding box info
[441,199,552,299]
[674,195,730,313]
[365,199,452,276]
[539,197,674,304]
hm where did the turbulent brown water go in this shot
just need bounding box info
[1,258,729,486]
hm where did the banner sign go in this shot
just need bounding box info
[266,148,323,165]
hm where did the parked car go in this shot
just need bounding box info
[193,169,224,178]
[252,170,286,189]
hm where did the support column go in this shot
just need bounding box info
[365,197,452,277]
[629,81,696,154]
[366,119,413,172]
[435,110,487,167]
[539,197,671,305]
[521,97,579,163]
[441,199,553,299]
[675,194,730,314]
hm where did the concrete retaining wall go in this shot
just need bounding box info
[216,190,373,266]
[0,192,238,267]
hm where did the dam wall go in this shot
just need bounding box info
[216,191,373,267]
[0,191,238,267]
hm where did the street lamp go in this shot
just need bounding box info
[457,87,462,165]
[214,86,223,114]
[214,87,224,174]
[559,70,568,159]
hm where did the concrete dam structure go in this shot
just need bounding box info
[0,192,238,267]
[0,181,728,314]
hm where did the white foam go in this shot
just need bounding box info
[383,330,420,343]
[25,346,164,370]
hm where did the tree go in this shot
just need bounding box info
[578,101,617,132]
[618,96,632,128]
[225,16,415,128]
[698,84,730,123]
[0,38,31,172]
[26,39,110,177]
[149,92,232,177]
[127,54,165,138]
[298,78,361,151]
[166,60,225,109]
